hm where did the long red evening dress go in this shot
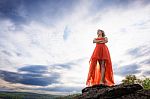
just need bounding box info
[86,37,114,87]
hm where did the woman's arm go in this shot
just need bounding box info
[99,37,108,43]
[93,38,103,43]
[93,37,108,44]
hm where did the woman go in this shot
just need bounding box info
[86,29,115,87]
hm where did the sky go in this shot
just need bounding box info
[0,0,150,95]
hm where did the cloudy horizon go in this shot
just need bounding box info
[0,0,150,95]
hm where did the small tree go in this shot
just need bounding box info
[121,74,150,89]
[121,74,137,85]
[142,78,150,89]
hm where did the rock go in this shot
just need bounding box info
[78,84,150,99]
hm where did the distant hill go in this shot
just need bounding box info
[0,91,63,99]
[0,91,82,99]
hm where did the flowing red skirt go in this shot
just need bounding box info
[86,38,115,87]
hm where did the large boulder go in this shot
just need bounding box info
[77,84,150,99]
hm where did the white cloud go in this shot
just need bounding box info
[0,0,150,94]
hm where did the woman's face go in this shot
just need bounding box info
[97,31,102,36]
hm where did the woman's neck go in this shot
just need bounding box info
[98,36,103,38]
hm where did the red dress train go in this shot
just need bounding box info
[86,37,115,87]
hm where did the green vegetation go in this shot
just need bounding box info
[0,91,82,99]
[121,74,150,89]
[55,93,81,99]
[0,91,61,99]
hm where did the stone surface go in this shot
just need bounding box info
[77,84,150,99]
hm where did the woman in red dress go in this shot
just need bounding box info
[86,29,115,87]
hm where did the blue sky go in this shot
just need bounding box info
[0,0,150,95]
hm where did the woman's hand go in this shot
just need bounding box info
[93,37,108,44]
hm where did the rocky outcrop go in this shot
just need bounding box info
[78,84,150,99]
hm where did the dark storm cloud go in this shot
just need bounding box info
[50,58,86,69]
[20,73,60,86]
[18,65,48,73]
[142,71,150,76]
[51,62,76,69]
[140,58,150,65]
[127,47,142,57]
[0,0,26,24]
[1,50,12,56]
[0,65,61,86]
[1,48,23,58]
[0,0,79,25]
[126,45,150,58]
[88,0,150,15]
[50,60,77,69]
[114,63,141,76]
[0,58,85,86]
[15,52,23,57]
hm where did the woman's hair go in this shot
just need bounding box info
[97,29,105,37]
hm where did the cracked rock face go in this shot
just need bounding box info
[78,84,150,99]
